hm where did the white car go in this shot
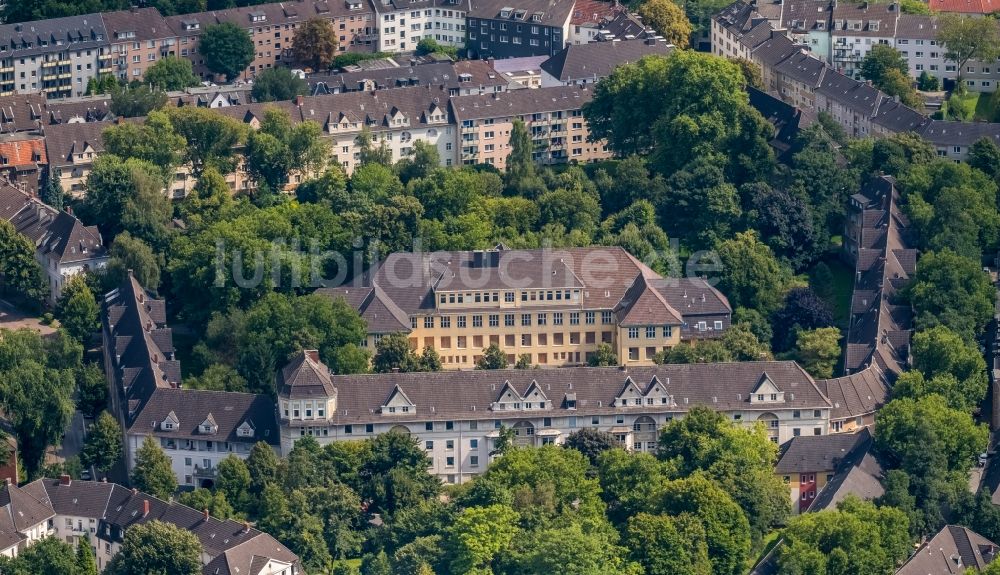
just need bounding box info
[979,453,988,467]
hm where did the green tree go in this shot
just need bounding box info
[130,436,178,499]
[359,431,440,515]
[475,343,508,369]
[564,428,620,467]
[0,219,47,306]
[906,325,988,411]
[637,0,692,47]
[939,14,1000,83]
[373,333,420,372]
[292,18,339,71]
[505,119,544,196]
[251,66,309,102]
[80,412,123,475]
[415,38,458,58]
[968,137,1000,181]
[177,488,234,519]
[165,102,248,175]
[80,155,172,243]
[859,44,910,88]
[199,22,255,81]
[102,111,186,181]
[246,440,281,496]
[2,536,78,574]
[598,449,674,527]
[0,329,78,477]
[55,275,99,343]
[76,362,108,418]
[76,536,98,575]
[41,169,64,210]
[143,56,200,91]
[445,504,520,574]
[876,394,988,472]
[657,406,788,543]
[776,496,911,575]
[215,455,251,511]
[360,551,392,575]
[791,327,842,379]
[906,249,994,341]
[587,343,618,366]
[715,230,790,314]
[721,322,771,361]
[652,475,751,575]
[106,520,202,575]
[105,232,162,292]
[626,512,712,575]
[510,523,637,575]
[184,364,248,392]
[918,70,940,91]
[110,84,167,118]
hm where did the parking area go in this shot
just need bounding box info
[0,299,55,335]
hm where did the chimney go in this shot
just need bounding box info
[243,521,251,534]
[114,117,124,125]
[203,508,210,522]
[305,349,320,363]
[142,499,149,517]
[131,488,138,495]
[59,474,71,486]
[295,94,304,106]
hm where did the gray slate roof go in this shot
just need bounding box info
[0,182,106,265]
[278,350,338,400]
[775,427,871,473]
[322,361,832,424]
[539,39,672,82]
[896,525,999,574]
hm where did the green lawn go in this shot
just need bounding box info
[975,91,996,121]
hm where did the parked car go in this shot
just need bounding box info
[979,453,988,467]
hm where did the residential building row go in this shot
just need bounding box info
[722,0,1000,88]
[0,0,658,96]
[713,0,1000,160]
[0,475,300,574]
[0,182,106,303]
[318,245,733,369]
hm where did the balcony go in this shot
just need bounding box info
[193,464,217,479]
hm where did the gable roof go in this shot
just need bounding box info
[896,525,999,574]
[0,182,106,265]
[539,39,673,82]
[775,428,872,473]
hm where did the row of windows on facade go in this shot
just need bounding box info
[383,9,464,20]
[476,36,549,47]
[439,288,582,305]
[470,19,553,35]
[414,310,620,329]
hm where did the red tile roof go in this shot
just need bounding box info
[0,136,45,168]
[930,0,1000,14]
[570,0,620,26]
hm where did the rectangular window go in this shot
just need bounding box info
[570,312,580,325]
[628,327,639,339]
[470,455,479,466]
[458,316,467,328]
[505,313,515,326]
[585,312,595,324]
[441,316,451,328]
[537,313,547,326]
[646,326,656,338]
[473,315,483,327]
[522,314,531,326]
[602,311,612,324]
[489,314,499,327]
[424,317,434,328]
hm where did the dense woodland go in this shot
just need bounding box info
[0,48,997,574]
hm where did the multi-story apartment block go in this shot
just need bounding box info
[102,273,282,490]
[830,1,898,77]
[277,353,831,483]
[0,183,107,303]
[450,84,611,166]
[102,8,177,82]
[373,0,466,53]
[0,476,300,573]
[0,14,112,98]
[321,245,732,369]
[297,84,455,173]
[165,0,376,82]
[466,0,574,59]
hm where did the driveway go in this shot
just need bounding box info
[0,299,55,335]
[48,411,86,466]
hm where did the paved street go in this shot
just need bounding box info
[47,411,86,466]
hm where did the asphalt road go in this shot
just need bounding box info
[48,411,86,466]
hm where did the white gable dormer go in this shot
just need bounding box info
[491,380,523,411]
[236,420,255,439]
[199,414,218,435]
[614,376,644,407]
[522,380,548,410]
[161,411,179,431]
[389,107,409,127]
[643,376,673,406]
[749,373,785,404]
[381,384,416,415]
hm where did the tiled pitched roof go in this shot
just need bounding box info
[44,98,115,124]
[0,93,45,133]
[450,84,594,121]
[539,39,672,82]
[0,183,105,265]
[0,13,108,58]
[930,0,1000,13]
[775,427,871,473]
[817,69,883,116]
[831,1,899,36]
[324,361,832,424]
[128,388,279,446]
[278,350,338,400]
[569,0,620,26]
[28,478,301,575]
[0,482,55,533]
[43,121,114,167]
[101,7,174,42]
[895,13,940,38]
[808,451,884,511]
[0,135,46,168]
[897,525,999,574]
[614,275,683,326]
[872,98,930,133]
[820,366,890,419]
[466,0,577,26]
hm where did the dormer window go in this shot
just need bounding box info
[381,385,416,415]
[199,414,218,435]
[749,374,785,404]
[161,411,179,431]
[500,7,512,17]
[236,421,255,438]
